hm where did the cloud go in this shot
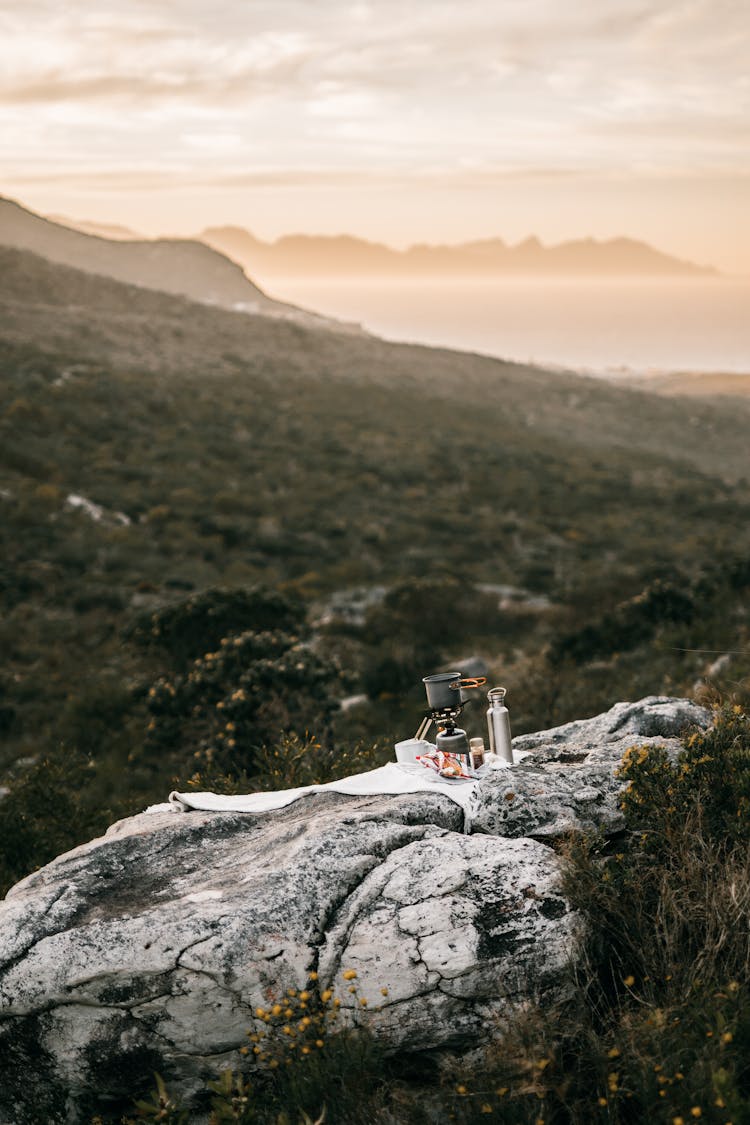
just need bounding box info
[1,0,749,186]
[8,162,747,198]
[0,62,314,108]
[3,1,748,104]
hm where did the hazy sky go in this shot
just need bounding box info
[2,0,749,272]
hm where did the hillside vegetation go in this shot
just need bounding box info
[1,243,750,891]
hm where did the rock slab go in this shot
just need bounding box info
[0,696,708,1122]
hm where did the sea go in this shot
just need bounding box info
[265,275,750,377]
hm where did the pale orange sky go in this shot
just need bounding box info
[2,0,749,273]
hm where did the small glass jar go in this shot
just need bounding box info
[469,737,485,770]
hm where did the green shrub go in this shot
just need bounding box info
[0,748,118,895]
[186,730,392,794]
[128,587,303,668]
[618,703,750,852]
[550,577,697,665]
[143,629,339,780]
[129,973,387,1125]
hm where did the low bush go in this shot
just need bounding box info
[142,628,340,781]
[127,587,304,669]
[128,973,392,1125]
[182,729,392,795]
[549,577,697,665]
[0,748,119,895]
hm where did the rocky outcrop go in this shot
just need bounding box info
[0,697,709,1123]
[472,695,709,839]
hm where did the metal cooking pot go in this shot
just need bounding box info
[422,672,486,710]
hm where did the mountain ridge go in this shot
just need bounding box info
[200,225,716,279]
[0,194,278,311]
[0,195,362,338]
[47,214,144,241]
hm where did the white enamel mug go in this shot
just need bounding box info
[394,738,434,764]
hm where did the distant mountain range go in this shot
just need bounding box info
[199,227,716,279]
[45,207,715,280]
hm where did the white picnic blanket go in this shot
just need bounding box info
[145,761,511,832]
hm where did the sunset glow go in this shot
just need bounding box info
[2,0,749,272]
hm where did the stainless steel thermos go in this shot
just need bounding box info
[486,687,514,764]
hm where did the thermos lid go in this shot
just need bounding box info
[487,686,507,705]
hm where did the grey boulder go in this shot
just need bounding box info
[0,696,708,1123]
[473,694,709,839]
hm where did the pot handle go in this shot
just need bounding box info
[449,677,487,691]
